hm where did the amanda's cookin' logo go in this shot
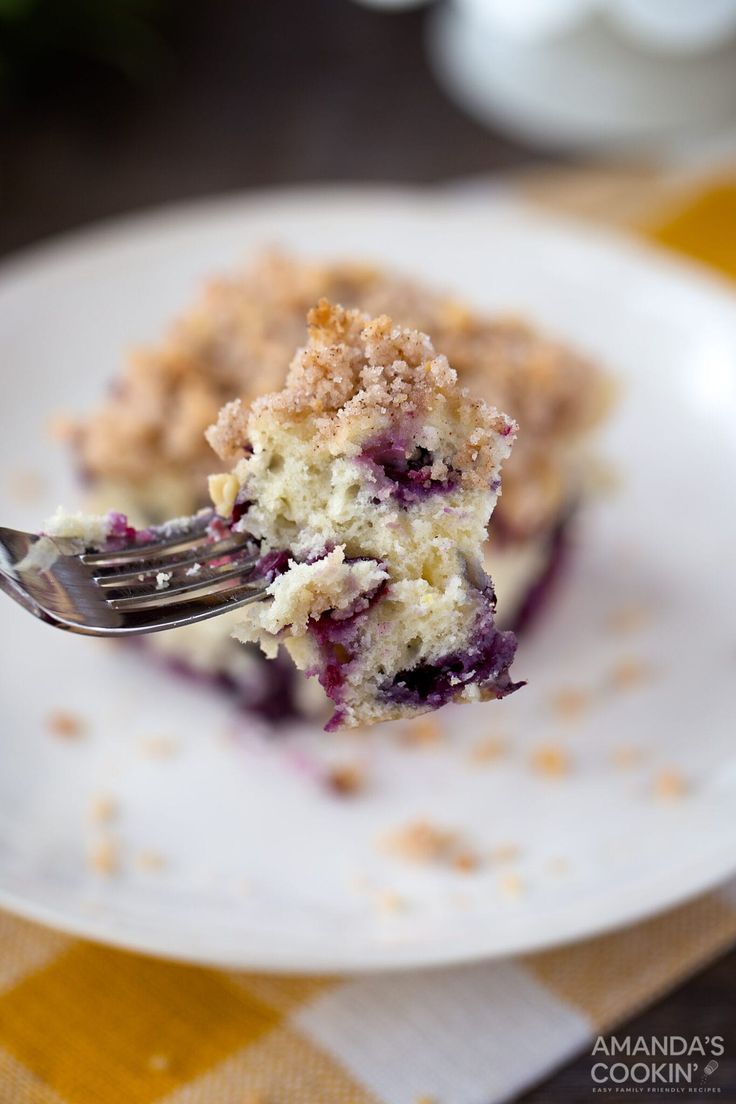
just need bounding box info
[590,1035,725,1094]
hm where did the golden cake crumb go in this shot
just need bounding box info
[209,300,511,496]
[87,794,118,825]
[653,768,688,801]
[498,872,525,899]
[468,734,508,763]
[530,744,571,777]
[46,710,86,739]
[382,820,480,870]
[326,763,366,796]
[610,657,654,689]
[549,687,589,721]
[415,1096,437,1104]
[87,835,119,876]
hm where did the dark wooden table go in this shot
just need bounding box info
[0,2,732,1099]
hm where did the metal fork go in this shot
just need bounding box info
[0,510,270,636]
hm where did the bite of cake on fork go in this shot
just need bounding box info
[206,299,523,730]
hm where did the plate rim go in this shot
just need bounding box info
[0,834,734,972]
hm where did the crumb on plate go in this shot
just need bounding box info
[468,733,508,764]
[46,710,86,739]
[375,889,407,914]
[382,820,480,870]
[498,871,525,899]
[138,735,179,759]
[610,744,644,769]
[530,743,571,778]
[452,850,479,873]
[325,763,367,796]
[136,850,166,872]
[652,768,688,801]
[607,603,650,634]
[489,843,521,865]
[400,717,445,747]
[87,834,119,876]
[610,657,654,689]
[549,687,589,721]
[87,794,118,825]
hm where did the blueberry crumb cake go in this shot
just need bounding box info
[205,300,521,729]
[69,252,611,724]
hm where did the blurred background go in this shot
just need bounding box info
[3,0,736,257]
[0,0,542,255]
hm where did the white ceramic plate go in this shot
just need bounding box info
[1,187,734,972]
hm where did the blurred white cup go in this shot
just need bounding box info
[355,0,736,151]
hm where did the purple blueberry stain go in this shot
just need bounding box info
[102,511,156,551]
[382,608,522,710]
[304,578,388,730]
[256,548,290,584]
[358,435,459,506]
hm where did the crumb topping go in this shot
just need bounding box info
[208,300,513,494]
[76,251,610,539]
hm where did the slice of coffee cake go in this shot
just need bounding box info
[207,300,522,729]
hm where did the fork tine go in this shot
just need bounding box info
[80,511,213,566]
[0,517,273,637]
[99,582,269,635]
[105,561,263,608]
[93,540,258,587]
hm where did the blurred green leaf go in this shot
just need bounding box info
[0,0,39,20]
[0,0,172,92]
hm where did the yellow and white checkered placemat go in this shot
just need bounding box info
[1,171,735,1104]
